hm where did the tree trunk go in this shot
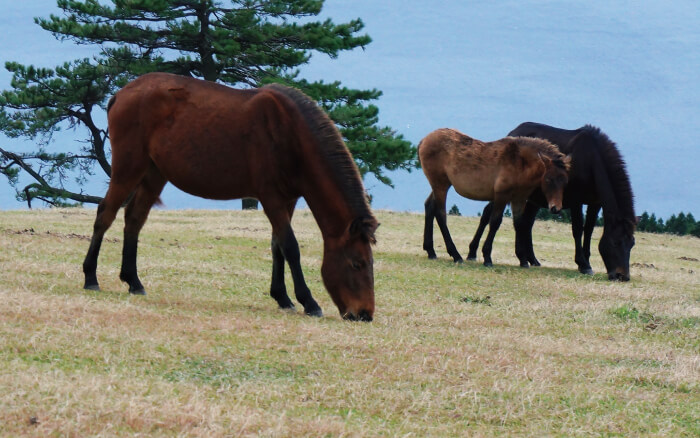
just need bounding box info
[242,198,259,210]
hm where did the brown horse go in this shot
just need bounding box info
[82,73,378,321]
[419,128,570,266]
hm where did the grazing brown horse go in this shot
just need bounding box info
[419,128,570,266]
[82,73,378,321]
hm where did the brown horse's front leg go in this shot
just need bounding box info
[481,199,507,267]
[269,237,295,309]
[468,202,493,260]
[264,203,322,317]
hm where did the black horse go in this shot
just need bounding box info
[468,122,636,281]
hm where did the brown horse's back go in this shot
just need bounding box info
[419,128,524,200]
[108,72,299,200]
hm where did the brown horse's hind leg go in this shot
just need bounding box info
[83,184,135,291]
[424,189,463,263]
[119,165,167,294]
[263,201,322,317]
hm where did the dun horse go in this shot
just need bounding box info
[469,122,636,281]
[419,128,570,266]
[82,73,378,321]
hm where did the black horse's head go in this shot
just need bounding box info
[598,217,636,281]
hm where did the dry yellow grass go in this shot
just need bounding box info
[1,208,698,437]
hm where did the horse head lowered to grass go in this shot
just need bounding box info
[419,128,570,266]
[82,73,378,321]
[469,122,636,281]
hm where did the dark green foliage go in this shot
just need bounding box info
[1,0,415,207]
[460,295,491,306]
[448,204,461,216]
[637,211,698,237]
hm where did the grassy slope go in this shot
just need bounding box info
[1,208,698,437]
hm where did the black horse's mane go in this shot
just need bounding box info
[264,83,376,226]
[580,125,635,221]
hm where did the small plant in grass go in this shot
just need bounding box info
[461,295,492,306]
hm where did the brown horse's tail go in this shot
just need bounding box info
[416,139,423,168]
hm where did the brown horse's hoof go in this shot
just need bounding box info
[84,284,101,291]
[129,288,147,295]
[483,261,493,267]
[579,268,594,275]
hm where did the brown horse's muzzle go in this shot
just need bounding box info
[342,309,373,322]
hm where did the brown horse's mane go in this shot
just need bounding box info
[580,125,636,222]
[509,136,569,171]
[263,84,376,230]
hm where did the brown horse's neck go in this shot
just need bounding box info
[263,83,374,242]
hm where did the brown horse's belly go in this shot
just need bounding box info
[149,137,260,201]
[448,168,496,201]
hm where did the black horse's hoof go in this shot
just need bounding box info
[129,288,147,295]
[483,261,493,267]
[427,254,437,260]
[466,256,477,261]
[84,284,101,291]
[305,308,323,318]
[579,268,594,275]
[519,262,530,269]
[454,258,464,264]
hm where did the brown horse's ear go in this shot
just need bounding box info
[349,216,379,243]
[563,154,573,171]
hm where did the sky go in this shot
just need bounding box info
[1,1,699,219]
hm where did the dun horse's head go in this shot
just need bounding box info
[599,217,636,281]
[538,152,571,214]
[321,216,378,322]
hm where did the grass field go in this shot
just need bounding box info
[1,208,698,437]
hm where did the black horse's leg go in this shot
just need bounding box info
[432,188,463,263]
[514,201,540,268]
[570,203,593,275]
[481,200,506,267]
[581,204,601,275]
[119,167,167,294]
[468,202,492,261]
[83,184,134,291]
[423,193,438,259]
[263,203,322,317]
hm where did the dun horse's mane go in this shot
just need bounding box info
[263,84,375,223]
[513,137,569,171]
[580,125,636,220]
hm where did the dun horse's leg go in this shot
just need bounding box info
[423,193,438,259]
[468,202,492,260]
[269,201,297,310]
[263,203,322,317]
[83,185,134,291]
[513,201,540,268]
[431,188,463,263]
[481,200,507,267]
[581,204,601,275]
[119,167,167,294]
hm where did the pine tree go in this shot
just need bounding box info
[1,0,415,207]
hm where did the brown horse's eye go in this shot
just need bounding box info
[350,260,364,270]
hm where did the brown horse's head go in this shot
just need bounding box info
[321,216,378,322]
[599,217,636,281]
[539,152,571,214]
